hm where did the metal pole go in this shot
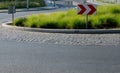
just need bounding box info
[85,0,88,29]
[12,12,14,25]
[86,15,88,29]
[27,0,29,9]
[53,0,55,7]
[51,0,52,5]
[115,0,117,3]
[83,0,87,3]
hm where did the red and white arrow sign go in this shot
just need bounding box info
[77,4,96,15]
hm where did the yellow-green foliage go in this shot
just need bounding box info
[97,5,120,14]
[14,5,120,29]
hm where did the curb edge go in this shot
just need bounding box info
[1,22,120,34]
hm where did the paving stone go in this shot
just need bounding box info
[0,26,120,45]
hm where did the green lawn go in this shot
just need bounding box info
[14,5,120,29]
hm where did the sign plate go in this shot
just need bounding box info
[77,4,97,15]
[8,6,16,14]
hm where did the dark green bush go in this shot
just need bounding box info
[99,14,118,28]
[40,22,58,29]
[14,18,26,26]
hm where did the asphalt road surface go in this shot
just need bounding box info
[0,8,120,73]
[0,40,120,73]
[0,8,70,24]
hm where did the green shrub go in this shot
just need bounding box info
[24,15,40,28]
[57,17,69,29]
[14,18,26,26]
[115,14,120,28]
[39,16,59,29]
[14,5,120,29]
[69,16,85,29]
[89,16,101,29]
[0,0,45,9]
[97,5,120,14]
[66,9,77,16]
[108,5,120,14]
[0,2,9,9]
[50,12,66,19]
[99,14,118,28]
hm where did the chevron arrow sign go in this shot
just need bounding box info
[77,4,97,15]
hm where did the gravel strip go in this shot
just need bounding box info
[0,26,120,46]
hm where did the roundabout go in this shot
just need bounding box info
[0,5,120,73]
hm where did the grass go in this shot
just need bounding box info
[14,5,120,29]
[96,0,115,3]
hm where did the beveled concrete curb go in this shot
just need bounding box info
[1,22,120,34]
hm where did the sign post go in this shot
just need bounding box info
[8,6,16,25]
[27,0,29,9]
[86,15,88,28]
[53,0,55,7]
[77,4,97,28]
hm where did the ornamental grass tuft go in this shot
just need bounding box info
[14,5,120,29]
